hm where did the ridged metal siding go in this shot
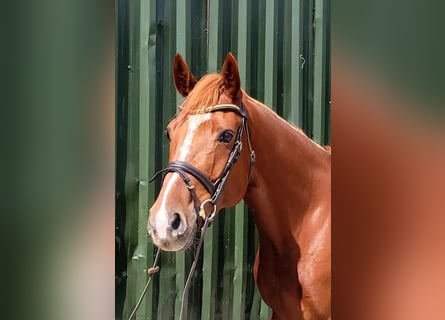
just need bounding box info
[116,0,330,319]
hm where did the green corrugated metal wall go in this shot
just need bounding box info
[116,0,330,319]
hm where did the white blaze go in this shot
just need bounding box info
[155,113,212,237]
[155,173,179,239]
[178,113,212,160]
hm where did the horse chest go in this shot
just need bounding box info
[253,242,303,318]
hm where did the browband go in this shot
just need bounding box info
[183,103,247,118]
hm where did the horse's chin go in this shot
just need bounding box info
[151,222,197,252]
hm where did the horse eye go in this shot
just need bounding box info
[219,130,233,143]
[166,130,171,141]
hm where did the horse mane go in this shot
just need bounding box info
[179,74,223,114]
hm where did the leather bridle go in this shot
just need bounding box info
[149,102,255,224]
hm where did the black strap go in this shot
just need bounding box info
[165,161,215,195]
[149,164,203,218]
[208,104,247,119]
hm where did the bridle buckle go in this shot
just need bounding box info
[199,198,216,223]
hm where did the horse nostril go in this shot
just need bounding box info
[170,213,181,231]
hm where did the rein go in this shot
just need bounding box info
[128,103,255,320]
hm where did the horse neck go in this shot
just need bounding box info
[242,95,330,251]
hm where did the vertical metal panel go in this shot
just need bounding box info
[284,0,303,127]
[176,0,191,57]
[120,1,159,320]
[116,0,129,316]
[123,1,142,316]
[117,0,330,319]
[312,0,328,144]
[300,0,314,136]
[253,0,266,102]
[220,210,235,319]
[201,215,220,320]
[263,0,278,110]
[140,1,158,318]
[207,0,221,72]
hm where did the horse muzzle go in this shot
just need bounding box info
[148,209,197,251]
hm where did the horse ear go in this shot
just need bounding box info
[173,53,197,97]
[221,52,241,98]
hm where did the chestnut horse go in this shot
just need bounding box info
[148,53,331,319]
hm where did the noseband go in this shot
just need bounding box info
[149,103,256,223]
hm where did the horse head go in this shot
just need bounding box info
[148,53,253,251]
